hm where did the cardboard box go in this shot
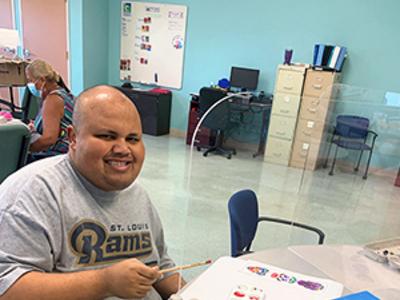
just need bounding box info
[0,59,29,85]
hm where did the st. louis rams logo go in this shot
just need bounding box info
[69,220,152,266]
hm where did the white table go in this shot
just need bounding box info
[0,118,26,126]
[245,245,400,299]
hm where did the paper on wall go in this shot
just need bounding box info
[0,28,20,49]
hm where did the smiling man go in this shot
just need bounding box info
[0,86,182,300]
[69,85,145,192]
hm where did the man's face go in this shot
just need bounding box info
[69,93,145,191]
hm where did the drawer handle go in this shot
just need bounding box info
[276,131,286,136]
[312,99,320,105]
[302,131,311,136]
[283,86,293,90]
[307,108,317,113]
[300,151,308,157]
[273,153,282,157]
[280,109,290,114]
[312,84,322,89]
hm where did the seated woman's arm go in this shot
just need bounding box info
[30,94,64,152]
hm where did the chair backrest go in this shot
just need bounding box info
[0,122,31,183]
[199,87,229,130]
[336,115,369,139]
[20,87,40,123]
[228,189,259,257]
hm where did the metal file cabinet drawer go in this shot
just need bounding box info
[268,115,297,140]
[272,93,302,117]
[294,118,325,143]
[275,69,305,95]
[302,69,336,98]
[299,96,330,122]
[289,139,320,170]
[265,137,293,165]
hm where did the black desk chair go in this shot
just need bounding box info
[198,87,236,159]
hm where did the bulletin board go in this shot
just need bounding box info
[120,1,187,89]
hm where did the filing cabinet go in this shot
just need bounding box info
[186,100,214,147]
[119,88,172,136]
[265,64,308,165]
[290,69,339,170]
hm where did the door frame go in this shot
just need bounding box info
[18,0,70,84]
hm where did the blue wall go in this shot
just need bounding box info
[104,0,400,132]
[69,0,84,95]
[69,0,109,95]
[82,0,109,88]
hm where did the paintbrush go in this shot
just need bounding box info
[160,259,212,274]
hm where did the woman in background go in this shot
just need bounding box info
[25,59,74,162]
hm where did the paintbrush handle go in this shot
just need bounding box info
[160,260,211,274]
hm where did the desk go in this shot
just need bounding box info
[186,94,272,158]
[229,98,272,158]
[245,245,400,299]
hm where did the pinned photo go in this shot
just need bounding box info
[123,3,132,16]
[172,35,183,49]
[119,59,131,71]
[141,36,150,42]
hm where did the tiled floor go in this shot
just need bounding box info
[139,134,400,278]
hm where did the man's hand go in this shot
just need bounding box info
[28,120,35,132]
[101,259,161,299]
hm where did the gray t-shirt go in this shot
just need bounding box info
[0,155,175,299]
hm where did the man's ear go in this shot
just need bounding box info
[67,125,77,151]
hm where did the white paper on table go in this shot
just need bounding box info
[179,256,343,300]
[290,245,400,295]
[0,28,20,49]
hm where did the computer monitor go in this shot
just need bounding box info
[230,67,260,91]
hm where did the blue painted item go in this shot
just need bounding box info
[334,291,379,299]
[218,78,230,89]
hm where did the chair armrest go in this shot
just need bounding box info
[367,129,378,137]
[0,98,13,109]
[258,216,325,245]
[367,129,378,148]
[0,98,23,112]
[190,93,199,101]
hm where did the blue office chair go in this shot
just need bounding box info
[228,189,325,257]
[324,115,378,179]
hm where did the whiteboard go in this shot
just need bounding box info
[120,1,187,89]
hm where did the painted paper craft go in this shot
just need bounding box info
[241,265,269,276]
[228,284,265,300]
[180,256,343,300]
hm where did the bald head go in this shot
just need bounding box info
[73,85,140,132]
[68,85,145,191]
